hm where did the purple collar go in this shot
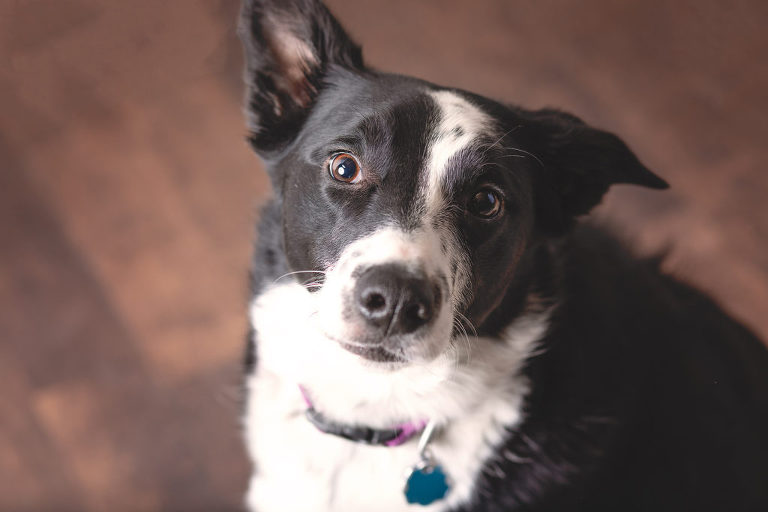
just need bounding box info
[299,386,427,447]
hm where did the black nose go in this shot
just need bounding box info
[354,264,439,336]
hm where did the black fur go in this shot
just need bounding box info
[457,226,768,511]
[239,1,768,510]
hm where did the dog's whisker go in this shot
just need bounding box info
[273,270,327,284]
[452,316,473,365]
[481,125,523,156]
[455,311,478,338]
[494,145,545,168]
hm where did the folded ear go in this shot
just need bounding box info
[238,0,364,153]
[522,109,669,234]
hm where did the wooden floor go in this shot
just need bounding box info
[1,0,766,510]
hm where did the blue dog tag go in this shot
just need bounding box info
[404,462,450,506]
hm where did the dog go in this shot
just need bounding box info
[237,1,768,510]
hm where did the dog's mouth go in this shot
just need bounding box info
[337,341,407,363]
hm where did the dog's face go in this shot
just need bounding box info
[240,0,666,366]
[277,76,537,364]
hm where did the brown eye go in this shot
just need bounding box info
[329,153,362,183]
[468,188,503,218]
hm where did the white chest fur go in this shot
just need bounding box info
[244,282,549,512]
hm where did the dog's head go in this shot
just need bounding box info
[240,0,667,366]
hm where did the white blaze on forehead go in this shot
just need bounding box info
[326,227,448,288]
[425,90,494,217]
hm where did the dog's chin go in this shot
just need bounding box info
[337,341,407,364]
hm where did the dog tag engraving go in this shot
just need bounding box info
[404,461,450,506]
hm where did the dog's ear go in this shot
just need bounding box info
[522,109,668,234]
[238,0,364,153]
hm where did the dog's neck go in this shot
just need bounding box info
[299,385,428,447]
[475,240,560,337]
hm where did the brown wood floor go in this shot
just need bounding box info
[1,0,766,510]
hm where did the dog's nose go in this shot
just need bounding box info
[354,264,438,336]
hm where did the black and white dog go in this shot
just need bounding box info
[238,1,768,510]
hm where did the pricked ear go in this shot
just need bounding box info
[238,0,364,153]
[521,108,669,234]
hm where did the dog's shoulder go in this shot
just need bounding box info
[515,221,768,509]
[553,221,768,399]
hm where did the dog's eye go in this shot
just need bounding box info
[329,153,362,183]
[467,188,503,218]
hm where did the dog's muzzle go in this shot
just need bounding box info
[353,263,441,338]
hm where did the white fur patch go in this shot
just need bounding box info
[318,227,455,362]
[244,278,551,511]
[424,90,494,219]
